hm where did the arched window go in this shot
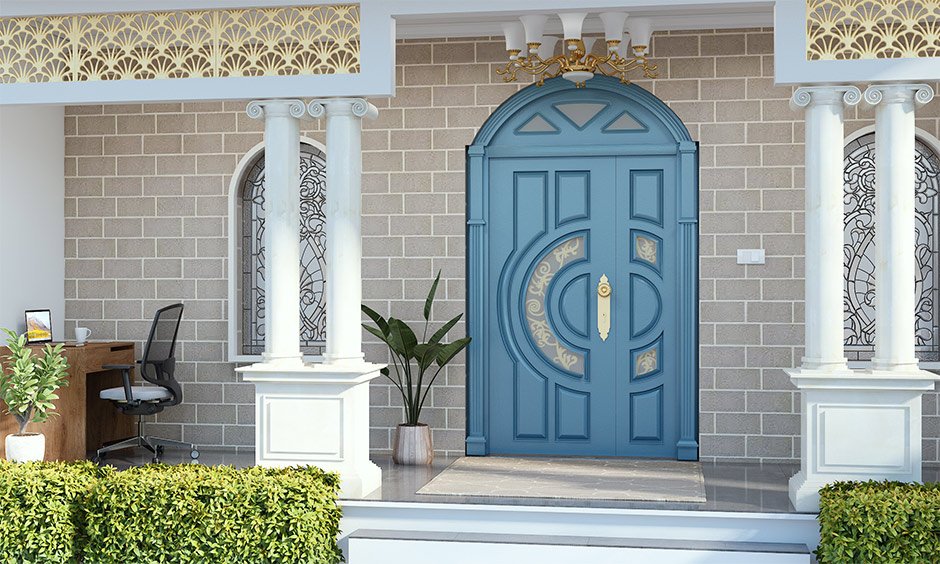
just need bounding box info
[843,129,940,362]
[228,141,327,362]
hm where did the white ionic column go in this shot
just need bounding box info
[865,84,935,372]
[237,98,383,498]
[787,83,939,513]
[246,99,306,366]
[791,86,860,371]
[308,98,378,365]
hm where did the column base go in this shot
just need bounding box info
[237,361,385,499]
[787,366,938,512]
[261,352,304,366]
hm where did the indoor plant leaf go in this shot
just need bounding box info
[423,270,441,322]
[361,304,389,337]
[428,314,462,346]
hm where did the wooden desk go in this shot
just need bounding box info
[0,341,135,461]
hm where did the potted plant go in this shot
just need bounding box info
[362,271,470,465]
[1,328,69,462]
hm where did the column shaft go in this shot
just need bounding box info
[247,100,306,366]
[309,99,379,365]
[866,84,935,371]
[791,86,859,370]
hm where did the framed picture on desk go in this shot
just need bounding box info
[25,309,53,344]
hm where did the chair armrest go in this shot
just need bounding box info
[102,365,136,403]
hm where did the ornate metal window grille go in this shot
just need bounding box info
[241,143,327,356]
[844,132,940,361]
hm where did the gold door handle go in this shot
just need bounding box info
[598,274,611,341]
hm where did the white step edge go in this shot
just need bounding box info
[348,529,810,564]
[340,500,820,551]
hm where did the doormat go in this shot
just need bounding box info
[416,456,706,502]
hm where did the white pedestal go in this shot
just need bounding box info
[238,362,384,498]
[787,368,938,512]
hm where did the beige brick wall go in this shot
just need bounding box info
[64,29,940,462]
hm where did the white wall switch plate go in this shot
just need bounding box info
[737,249,766,265]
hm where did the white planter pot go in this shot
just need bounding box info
[5,433,45,462]
[393,423,434,465]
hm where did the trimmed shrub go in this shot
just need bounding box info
[82,464,344,564]
[816,480,940,563]
[0,460,110,564]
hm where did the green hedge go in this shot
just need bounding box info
[0,460,109,564]
[0,462,343,564]
[817,480,940,563]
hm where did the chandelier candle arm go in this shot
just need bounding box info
[520,14,548,54]
[496,12,658,87]
[627,18,652,56]
[599,12,629,51]
[502,22,525,59]
[558,12,588,51]
[538,38,560,62]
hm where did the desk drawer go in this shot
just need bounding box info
[84,343,135,373]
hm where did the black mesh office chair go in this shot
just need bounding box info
[93,303,199,464]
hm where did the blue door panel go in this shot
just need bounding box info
[467,77,699,460]
[615,156,678,457]
[557,273,589,339]
[488,157,617,455]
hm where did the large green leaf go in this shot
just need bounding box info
[423,270,441,321]
[435,337,471,367]
[387,318,418,359]
[362,324,391,347]
[413,343,441,372]
[361,304,389,336]
[428,314,462,346]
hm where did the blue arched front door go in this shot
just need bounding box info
[466,77,699,460]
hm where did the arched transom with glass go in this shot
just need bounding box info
[844,131,940,362]
[237,143,327,357]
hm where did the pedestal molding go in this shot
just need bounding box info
[787,366,938,511]
[240,363,384,498]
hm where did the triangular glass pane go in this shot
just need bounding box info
[517,113,559,134]
[553,102,608,129]
[603,111,647,132]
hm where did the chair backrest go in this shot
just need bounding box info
[140,303,184,405]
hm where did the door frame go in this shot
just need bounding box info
[465,76,700,460]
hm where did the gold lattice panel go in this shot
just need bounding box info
[0,5,359,83]
[806,0,940,60]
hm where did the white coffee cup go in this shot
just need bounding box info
[75,327,91,345]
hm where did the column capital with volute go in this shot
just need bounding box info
[790,85,861,111]
[307,98,378,120]
[246,99,307,119]
[863,83,934,107]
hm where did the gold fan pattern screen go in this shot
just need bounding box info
[806,0,940,60]
[0,5,359,83]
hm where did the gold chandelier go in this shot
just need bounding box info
[496,12,658,88]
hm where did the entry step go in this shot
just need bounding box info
[348,529,811,563]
